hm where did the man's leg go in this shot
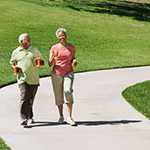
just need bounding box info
[18,83,30,125]
[28,84,38,121]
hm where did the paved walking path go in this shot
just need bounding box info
[0,66,150,150]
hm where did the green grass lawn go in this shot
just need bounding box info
[1,0,150,87]
[0,138,10,150]
[122,80,150,119]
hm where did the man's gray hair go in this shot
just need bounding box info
[18,33,29,43]
[55,28,67,38]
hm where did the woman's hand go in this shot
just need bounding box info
[48,59,53,67]
[72,59,77,69]
[48,52,55,67]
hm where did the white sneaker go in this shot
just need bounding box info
[66,117,77,126]
[27,118,34,125]
[58,116,64,124]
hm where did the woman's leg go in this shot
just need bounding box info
[66,103,76,126]
[66,103,73,118]
[57,104,64,123]
[64,73,76,126]
[51,73,64,123]
[57,104,63,117]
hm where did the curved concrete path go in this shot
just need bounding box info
[0,66,150,150]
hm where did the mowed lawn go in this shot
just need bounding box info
[0,138,10,150]
[122,80,150,119]
[1,0,150,87]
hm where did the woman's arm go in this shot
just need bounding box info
[72,58,77,69]
[48,49,55,67]
[71,46,77,69]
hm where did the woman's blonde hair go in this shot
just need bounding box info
[55,28,67,38]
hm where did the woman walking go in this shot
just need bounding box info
[49,28,77,126]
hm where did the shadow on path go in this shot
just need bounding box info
[26,120,141,128]
[25,121,66,128]
[76,120,141,126]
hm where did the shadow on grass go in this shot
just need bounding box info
[20,0,150,22]
[25,120,141,128]
[67,0,150,22]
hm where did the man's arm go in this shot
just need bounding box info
[10,50,22,74]
[34,48,44,67]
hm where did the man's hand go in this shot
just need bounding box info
[12,65,22,75]
[35,57,44,68]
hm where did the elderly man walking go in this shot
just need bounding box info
[10,33,44,127]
